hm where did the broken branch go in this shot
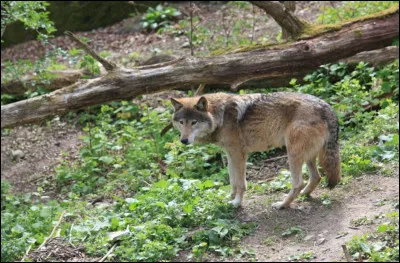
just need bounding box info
[65,31,117,71]
[251,1,306,39]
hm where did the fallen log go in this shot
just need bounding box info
[1,69,91,96]
[1,9,398,129]
[2,46,397,97]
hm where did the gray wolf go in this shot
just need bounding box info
[170,92,341,209]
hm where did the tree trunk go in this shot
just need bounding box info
[251,1,305,39]
[1,70,91,96]
[1,11,398,129]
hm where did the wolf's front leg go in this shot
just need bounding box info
[226,150,248,208]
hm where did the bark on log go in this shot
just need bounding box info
[1,69,91,96]
[340,46,399,66]
[1,11,399,129]
[206,46,399,91]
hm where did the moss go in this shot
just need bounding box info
[301,4,398,39]
[300,24,342,39]
[211,5,397,57]
[354,30,363,37]
[209,42,294,56]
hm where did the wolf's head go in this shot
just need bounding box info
[170,96,214,144]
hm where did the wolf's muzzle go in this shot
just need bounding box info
[180,138,189,145]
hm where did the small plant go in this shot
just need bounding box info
[319,193,332,206]
[79,54,101,76]
[351,216,374,227]
[347,211,399,261]
[269,170,292,191]
[140,4,181,32]
[262,237,275,246]
[282,226,303,238]
[288,251,315,261]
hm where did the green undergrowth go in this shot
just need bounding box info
[317,2,399,25]
[2,60,399,262]
[346,210,399,262]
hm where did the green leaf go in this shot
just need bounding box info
[40,208,51,217]
[360,242,371,254]
[381,82,391,93]
[182,203,193,214]
[125,198,138,204]
[111,218,119,230]
[99,156,114,164]
[377,224,388,233]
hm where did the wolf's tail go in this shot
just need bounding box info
[319,111,341,188]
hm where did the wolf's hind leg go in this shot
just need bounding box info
[272,155,304,209]
[300,158,321,196]
[273,121,327,209]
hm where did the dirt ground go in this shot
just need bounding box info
[172,165,399,262]
[1,1,398,262]
[236,172,399,262]
[1,118,84,199]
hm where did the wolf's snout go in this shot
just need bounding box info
[180,138,189,145]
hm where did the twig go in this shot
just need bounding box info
[69,223,74,243]
[251,4,256,44]
[65,31,117,71]
[38,210,67,249]
[141,179,152,186]
[160,123,173,137]
[195,83,206,96]
[255,155,287,177]
[20,244,32,262]
[189,1,194,56]
[265,155,288,162]
[341,244,353,262]
[90,196,104,205]
[256,177,275,184]
[99,243,117,262]
[1,24,6,39]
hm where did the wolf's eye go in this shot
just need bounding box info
[191,121,197,125]
[179,120,184,124]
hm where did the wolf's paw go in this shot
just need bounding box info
[228,198,242,208]
[300,188,313,196]
[272,201,288,210]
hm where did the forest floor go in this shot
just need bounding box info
[1,1,398,262]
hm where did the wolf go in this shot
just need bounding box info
[170,92,341,209]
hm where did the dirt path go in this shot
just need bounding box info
[1,118,84,198]
[234,173,399,262]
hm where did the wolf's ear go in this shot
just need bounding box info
[171,98,183,111]
[195,96,208,112]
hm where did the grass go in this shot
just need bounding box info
[1,2,399,261]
